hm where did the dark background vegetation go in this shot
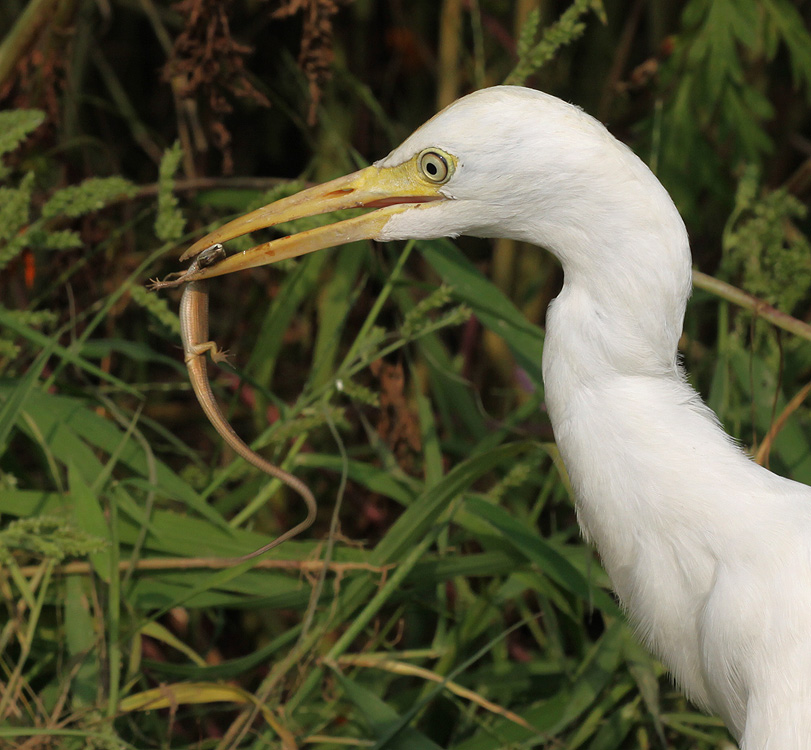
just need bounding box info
[2,0,811,748]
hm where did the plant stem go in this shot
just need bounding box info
[693,269,811,342]
[0,0,64,90]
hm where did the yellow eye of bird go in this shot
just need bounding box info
[418,149,452,183]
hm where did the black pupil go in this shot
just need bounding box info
[426,160,438,175]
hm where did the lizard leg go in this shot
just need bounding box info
[186,341,230,364]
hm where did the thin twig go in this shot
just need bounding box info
[133,175,292,200]
[692,269,811,343]
[17,557,393,577]
[754,380,811,466]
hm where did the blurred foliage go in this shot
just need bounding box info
[656,0,811,224]
[722,165,811,316]
[0,0,810,749]
[155,142,188,242]
[504,0,606,85]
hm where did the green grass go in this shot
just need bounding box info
[0,211,742,749]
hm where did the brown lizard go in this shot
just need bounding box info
[156,244,317,562]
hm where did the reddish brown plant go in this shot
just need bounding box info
[163,0,270,173]
[273,0,353,125]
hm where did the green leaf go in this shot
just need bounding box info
[516,8,541,60]
[129,284,181,335]
[332,670,445,750]
[456,623,625,749]
[311,243,368,388]
[69,462,112,580]
[64,576,100,707]
[0,306,141,396]
[155,141,186,241]
[0,341,54,455]
[465,495,619,614]
[0,515,106,562]
[139,621,207,667]
[298,453,420,505]
[0,171,33,246]
[393,283,488,441]
[371,441,536,566]
[41,176,137,219]
[418,239,546,388]
[0,109,44,161]
[585,697,639,750]
[763,0,811,89]
[1,385,226,528]
[246,250,331,385]
[505,0,604,85]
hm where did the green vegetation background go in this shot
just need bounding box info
[2,0,811,747]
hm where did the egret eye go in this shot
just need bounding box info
[418,149,452,184]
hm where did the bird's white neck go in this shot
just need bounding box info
[539,160,694,372]
[539,206,758,713]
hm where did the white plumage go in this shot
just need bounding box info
[178,85,811,748]
[377,87,811,749]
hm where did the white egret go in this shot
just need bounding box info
[167,86,811,748]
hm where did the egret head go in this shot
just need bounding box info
[375,87,655,251]
[178,86,688,304]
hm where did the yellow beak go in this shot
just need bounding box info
[176,162,446,282]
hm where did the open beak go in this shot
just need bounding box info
[171,162,446,283]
